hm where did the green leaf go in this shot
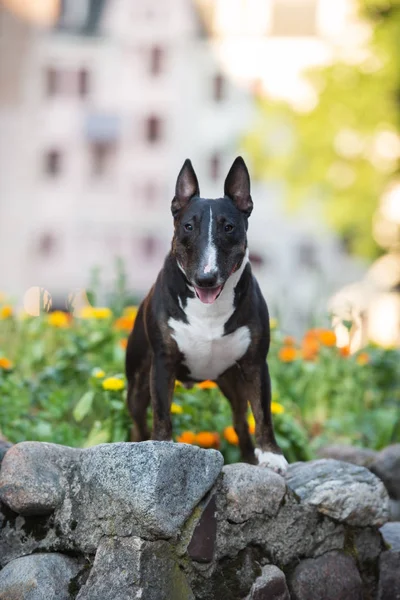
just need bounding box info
[73,391,94,422]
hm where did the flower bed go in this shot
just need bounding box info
[0,300,399,463]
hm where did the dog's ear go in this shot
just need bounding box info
[224,156,253,218]
[171,159,199,218]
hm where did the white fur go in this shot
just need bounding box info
[169,251,250,381]
[255,449,288,473]
[203,207,217,275]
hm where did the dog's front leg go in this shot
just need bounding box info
[248,361,288,474]
[149,352,175,441]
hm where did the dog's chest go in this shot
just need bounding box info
[168,296,251,381]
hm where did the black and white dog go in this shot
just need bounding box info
[125,157,288,473]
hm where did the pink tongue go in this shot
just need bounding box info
[195,286,222,304]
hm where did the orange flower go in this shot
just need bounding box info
[278,346,298,362]
[339,345,350,357]
[223,425,239,446]
[0,357,13,370]
[357,352,370,366]
[248,413,255,435]
[177,431,196,444]
[0,305,13,319]
[195,431,220,449]
[114,315,135,332]
[283,335,296,346]
[119,338,128,350]
[318,330,336,347]
[197,380,218,390]
[301,335,320,361]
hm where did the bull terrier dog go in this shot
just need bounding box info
[125,157,288,473]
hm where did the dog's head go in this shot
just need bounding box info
[171,157,253,304]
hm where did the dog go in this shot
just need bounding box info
[125,157,288,473]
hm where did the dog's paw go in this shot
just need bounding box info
[255,449,288,475]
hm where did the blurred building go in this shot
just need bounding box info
[0,0,367,334]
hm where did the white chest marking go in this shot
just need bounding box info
[203,207,217,274]
[169,252,251,381]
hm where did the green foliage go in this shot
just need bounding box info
[243,0,400,258]
[0,305,398,464]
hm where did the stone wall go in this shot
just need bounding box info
[0,441,399,600]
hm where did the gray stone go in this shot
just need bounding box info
[188,495,217,563]
[0,443,69,515]
[286,459,389,526]
[76,536,194,600]
[371,444,400,499]
[380,522,400,551]
[248,565,290,600]
[353,527,384,563]
[289,551,363,600]
[390,499,400,521]
[317,444,378,467]
[0,441,12,465]
[378,550,400,600]
[219,463,286,523]
[0,553,82,600]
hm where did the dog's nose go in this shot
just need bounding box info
[195,273,218,288]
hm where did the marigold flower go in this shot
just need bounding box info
[248,413,255,435]
[177,431,196,444]
[197,380,218,390]
[301,337,320,361]
[283,335,296,346]
[92,368,105,379]
[79,306,112,320]
[271,401,285,415]
[171,402,183,414]
[0,305,13,319]
[123,306,138,318]
[269,318,278,330]
[223,426,239,446]
[339,345,350,357]
[0,357,13,370]
[102,377,125,391]
[318,329,336,347]
[195,431,220,449]
[356,352,370,366]
[278,346,298,362]
[174,380,183,390]
[114,315,135,332]
[48,311,70,328]
[119,338,128,350]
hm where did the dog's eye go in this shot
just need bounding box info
[224,224,234,233]
[184,223,193,232]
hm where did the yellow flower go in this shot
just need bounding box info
[79,306,112,320]
[269,318,278,330]
[0,305,13,319]
[195,431,220,449]
[271,401,285,415]
[278,347,298,362]
[171,402,183,414]
[123,306,138,318]
[102,377,125,391]
[177,431,196,444]
[48,311,70,328]
[92,368,105,379]
[248,413,255,435]
[356,352,370,366]
[223,425,239,446]
[197,380,218,390]
[0,357,13,370]
[175,380,183,390]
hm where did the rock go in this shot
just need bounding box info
[0,553,82,600]
[0,443,70,516]
[248,565,290,600]
[377,550,400,600]
[286,459,389,527]
[317,444,378,467]
[0,441,12,465]
[380,522,400,551]
[371,444,400,499]
[76,536,194,600]
[289,551,363,600]
[390,499,400,521]
[219,463,286,523]
[188,495,217,563]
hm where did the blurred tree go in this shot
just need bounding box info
[243,0,400,259]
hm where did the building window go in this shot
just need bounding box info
[78,68,89,97]
[150,46,163,75]
[45,149,62,176]
[271,0,317,37]
[90,141,115,177]
[45,68,59,97]
[213,74,224,102]
[210,153,221,181]
[146,116,162,143]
